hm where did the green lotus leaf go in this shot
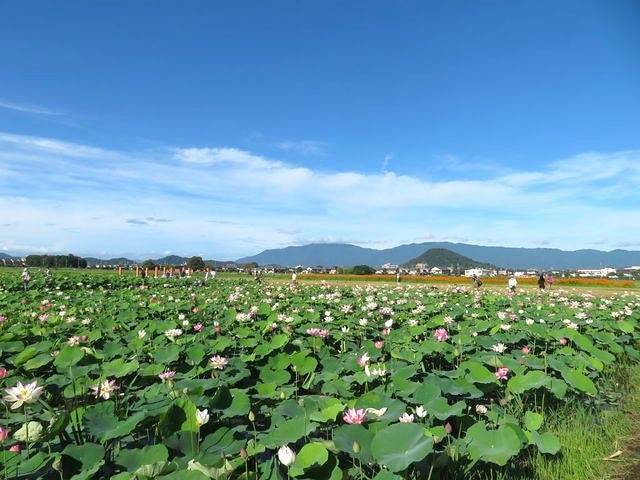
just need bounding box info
[255,382,278,397]
[23,353,54,370]
[54,346,85,370]
[531,430,561,454]
[308,397,345,423]
[524,411,544,431]
[617,320,635,333]
[291,352,318,375]
[293,442,329,469]
[224,388,251,417]
[153,344,182,363]
[561,369,597,395]
[260,416,318,448]
[259,368,291,385]
[186,345,206,365]
[332,424,375,463]
[101,357,139,378]
[425,396,466,421]
[116,444,168,472]
[12,345,39,366]
[507,371,550,394]
[412,382,441,405]
[371,423,433,472]
[462,360,497,384]
[83,401,147,442]
[62,442,105,468]
[372,470,404,480]
[466,421,522,466]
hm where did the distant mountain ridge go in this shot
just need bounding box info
[3,242,640,270]
[236,242,640,270]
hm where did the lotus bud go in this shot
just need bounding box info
[352,441,360,453]
[248,411,255,422]
[277,445,296,466]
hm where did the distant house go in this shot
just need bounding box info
[464,268,492,277]
[430,267,442,275]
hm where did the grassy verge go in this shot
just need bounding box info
[524,362,640,480]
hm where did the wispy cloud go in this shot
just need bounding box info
[382,154,393,172]
[0,99,63,116]
[275,140,328,156]
[1,131,639,259]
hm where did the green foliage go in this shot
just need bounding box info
[25,253,87,268]
[0,270,638,478]
[351,264,376,275]
[141,259,158,269]
[187,256,206,271]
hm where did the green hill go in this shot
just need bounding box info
[403,248,494,269]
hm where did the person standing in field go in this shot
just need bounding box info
[538,273,546,290]
[508,275,517,292]
[21,268,32,291]
[546,273,554,289]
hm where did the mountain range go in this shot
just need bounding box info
[235,242,640,270]
[3,242,640,270]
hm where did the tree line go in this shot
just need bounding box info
[25,254,88,268]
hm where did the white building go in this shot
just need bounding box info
[576,267,617,277]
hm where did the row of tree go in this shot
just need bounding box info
[25,254,88,268]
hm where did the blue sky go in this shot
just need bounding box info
[1,1,639,260]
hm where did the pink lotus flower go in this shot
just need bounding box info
[0,368,7,379]
[374,341,384,349]
[495,367,509,381]
[398,412,415,423]
[0,425,8,442]
[4,380,45,409]
[91,379,119,400]
[210,355,228,370]
[521,346,530,354]
[559,338,568,345]
[343,408,366,424]
[381,328,390,336]
[193,323,203,332]
[306,328,329,338]
[9,444,20,452]
[434,328,449,342]
[357,353,370,366]
[158,371,176,381]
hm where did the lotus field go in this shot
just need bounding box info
[0,272,639,479]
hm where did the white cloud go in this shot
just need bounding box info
[1,131,639,258]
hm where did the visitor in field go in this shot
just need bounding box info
[546,273,554,289]
[291,272,297,283]
[508,275,517,292]
[472,274,482,288]
[21,268,31,291]
[396,271,401,283]
[538,273,546,290]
